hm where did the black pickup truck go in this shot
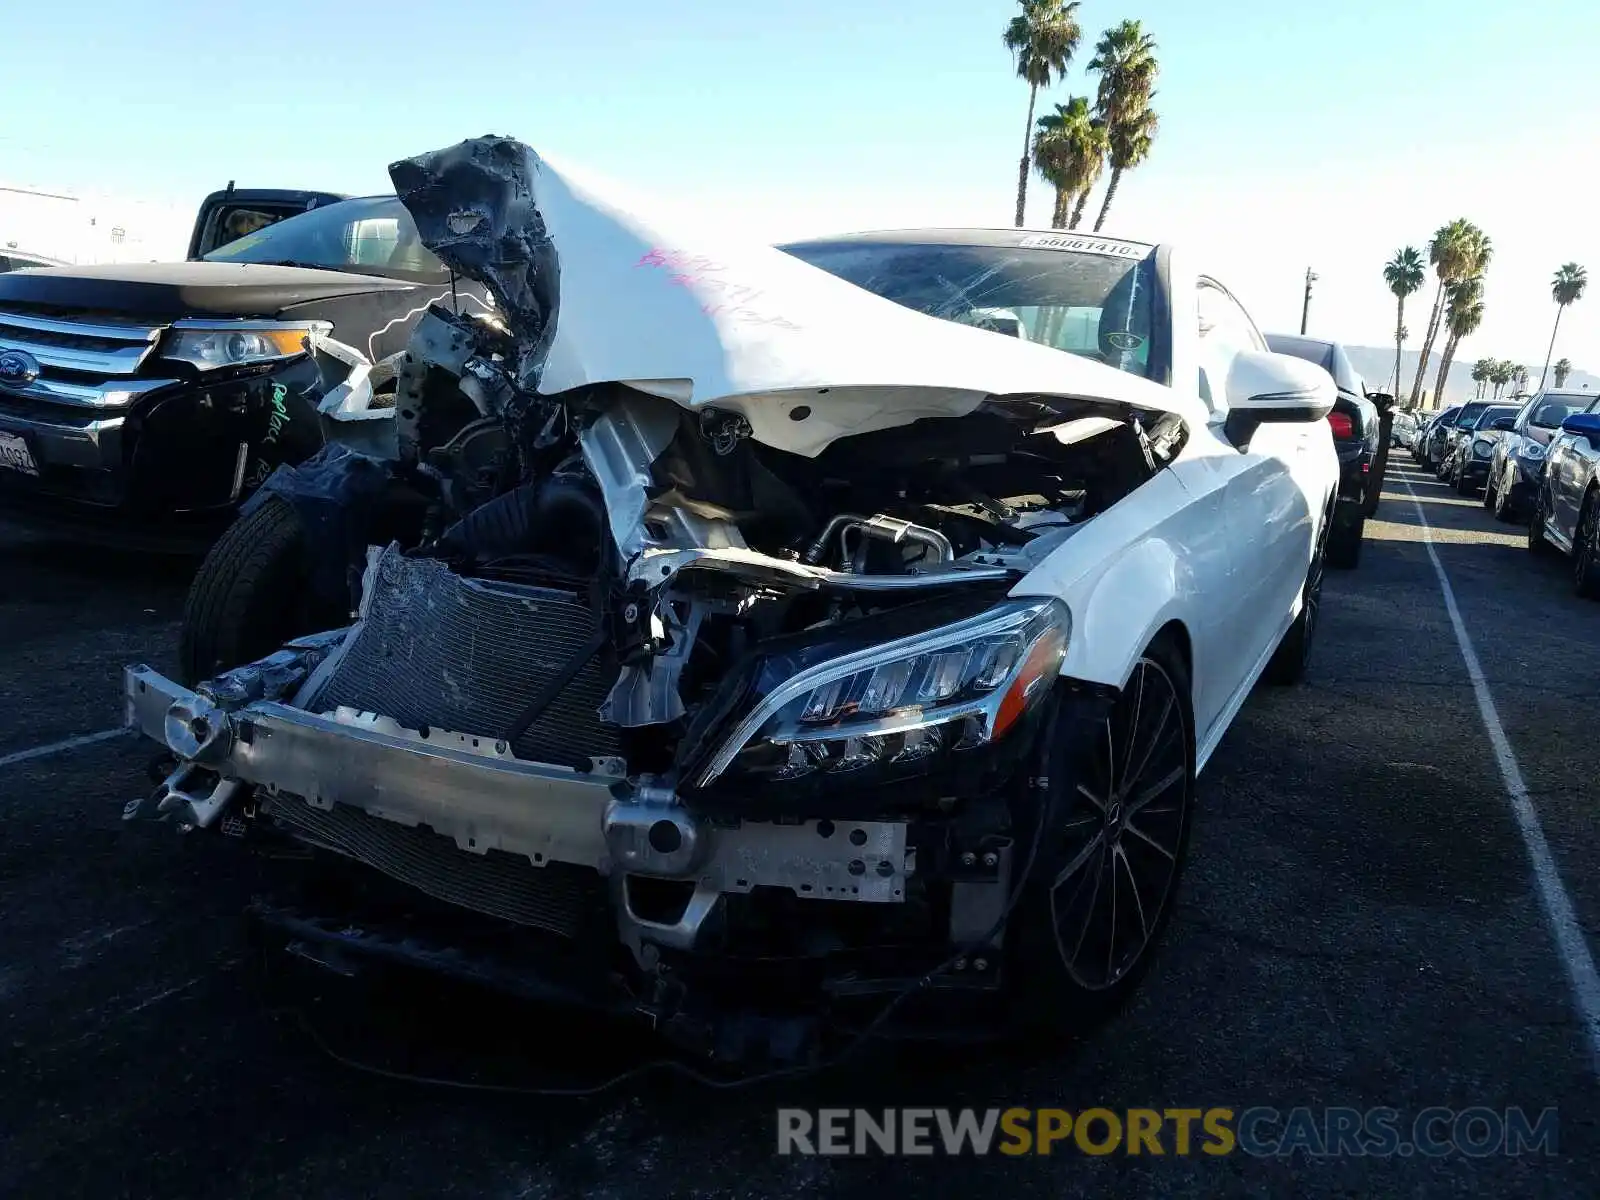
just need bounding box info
[0,186,488,550]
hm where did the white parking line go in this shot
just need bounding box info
[0,726,131,769]
[1401,473,1600,1077]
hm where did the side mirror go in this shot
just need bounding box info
[1559,412,1600,444]
[1366,391,1395,412]
[1223,351,1336,449]
[1491,416,1515,431]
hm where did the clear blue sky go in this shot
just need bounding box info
[4,0,1599,363]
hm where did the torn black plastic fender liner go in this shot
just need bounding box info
[241,443,395,606]
[388,136,560,392]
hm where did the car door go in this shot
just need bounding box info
[1195,278,1314,678]
[1548,396,1600,540]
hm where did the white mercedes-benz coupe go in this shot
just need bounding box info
[126,137,1339,1065]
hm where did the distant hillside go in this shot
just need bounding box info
[1341,345,1598,407]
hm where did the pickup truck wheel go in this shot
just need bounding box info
[178,496,340,686]
[1008,638,1194,1038]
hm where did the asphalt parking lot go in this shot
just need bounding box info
[2,458,1596,1199]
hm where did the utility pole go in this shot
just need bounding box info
[1300,267,1318,335]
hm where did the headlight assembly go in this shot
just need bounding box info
[1472,438,1493,458]
[697,597,1069,790]
[160,320,329,370]
[1519,440,1546,461]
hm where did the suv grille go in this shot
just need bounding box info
[0,310,176,410]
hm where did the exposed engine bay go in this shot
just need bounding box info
[127,136,1188,1062]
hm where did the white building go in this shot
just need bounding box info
[0,182,191,266]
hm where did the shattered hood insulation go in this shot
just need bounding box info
[390,136,1195,457]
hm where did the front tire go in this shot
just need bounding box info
[1527,483,1559,559]
[1574,493,1600,599]
[1482,472,1498,511]
[1008,638,1195,1036]
[1265,506,1331,685]
[178,496,344,685]
[1325,503,1363,570]
[1493,468,1518,523]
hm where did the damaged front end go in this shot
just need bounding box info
[126,137,1179,1061]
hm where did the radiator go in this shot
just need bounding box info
[308,545,620,766]
[263,794,599,937]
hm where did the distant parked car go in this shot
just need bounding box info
[1425,402,1492,475]
[1266,333,1385,554]
[1487,389,1598,522]
[1444,403,1519,494]
[1528,404,1600,596]
[1414,406,1461,468]
[1391,410,1419,448]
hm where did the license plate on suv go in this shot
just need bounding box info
[0,430,39,476]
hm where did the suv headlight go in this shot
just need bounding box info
[696,597,1069,790]
[160,320,329,370]
[1519,439,1546,460]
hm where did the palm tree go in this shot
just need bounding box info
[1087,20,1159,231]
[1033,97,1107,228]
[1513,364,1530,397]
[1490,359,1514,399]
[1554,357,1573,388]
[1004,0,1082,227]
[1470,357,1493,398]
[1432,277,1484,405]
[1383,247,1426,398]
[1409,220,1491,406]
[1094,105,1158,232]
[1538,263,1587,389]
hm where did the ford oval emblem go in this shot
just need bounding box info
[0,349,41,387]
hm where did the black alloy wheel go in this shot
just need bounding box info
[1493,467,1517,522]
[1575,495,1600,599]
[1268,499,1333,674]
[1046,656,1193,993]
[1528,484,1559,558]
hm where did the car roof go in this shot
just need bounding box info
[779,228,1156,254]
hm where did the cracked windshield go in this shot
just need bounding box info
[1,0,1597,1197]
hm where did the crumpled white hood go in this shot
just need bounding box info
[403,141,1192,457]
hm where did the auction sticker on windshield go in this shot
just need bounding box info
[1016,234,1147,258]
[0,431,39,476]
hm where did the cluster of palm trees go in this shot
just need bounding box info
[1384,227,1588,408]
[1468,359,1532,399]
[1382,220,1491,409]
[1004,2,1159,232]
